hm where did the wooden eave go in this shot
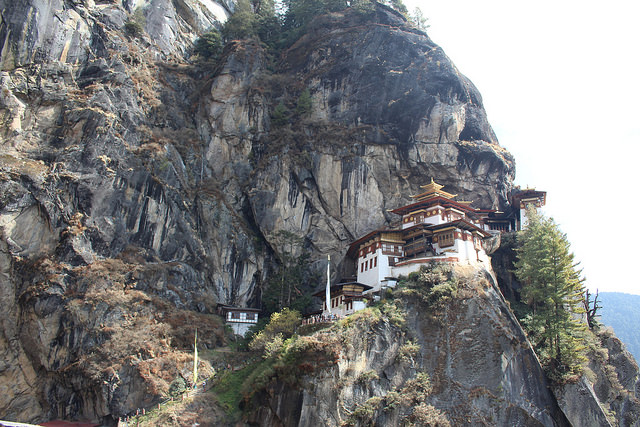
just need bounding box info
[346,228,390,258]
[391,196,493,218]
[216,304,261,313]
[312,282,373,298]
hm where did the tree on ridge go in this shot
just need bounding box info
[514,206,587,382]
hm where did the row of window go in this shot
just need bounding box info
[360,256,378,272]
[404,211,464,223]
[382,243,401,253]
[437,232,454,247]
[361,243,403,257]
[229,312,257,321]
[324,298,354,311]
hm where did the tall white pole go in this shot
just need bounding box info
[193,328,198,386]
[325,254,331,315]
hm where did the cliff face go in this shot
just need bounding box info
[249,9,514,269]
[3,1,633,425]
[251,266,568,426]
[247,265,640,427]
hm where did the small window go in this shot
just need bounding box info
[439,232,454,247]
[231,312,240,319]
[374,256,377,267]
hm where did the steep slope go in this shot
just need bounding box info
[244,265,640,427]
[0,0,526,424]
[599,292,640,362]
[248,265,568,426]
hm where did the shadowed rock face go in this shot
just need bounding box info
[248,266,571,426]
[0,0,521,423]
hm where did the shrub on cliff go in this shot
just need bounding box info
[195,30,223,60]
[222,0,258,41]
[270,101,290,127]
[168,376,187,397]
[124,8,146,38]
[395,263,459,316]
[249,308,301,355]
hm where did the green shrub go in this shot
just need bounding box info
[271,101,290,127]
[346,396,383,425]
[213,366,256,415]
[249,308,301,355]
[396,264,458,311]
[295,89,312,117]
[407,402,450,427]
[401,372,432,403]
[383,389,401,411]
[124,8,145,38]
[222,0,257,41]
[380,299,406,328]
[168,376,186,397]
[195,30,223,60]
[356,370,379,385]
[397,340,420,364]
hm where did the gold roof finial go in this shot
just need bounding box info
[410,178,457,200]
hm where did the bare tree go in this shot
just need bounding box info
[583,288,602,329]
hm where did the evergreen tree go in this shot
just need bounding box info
[295,89,312,117]
[262,230,316,314]
[194,30,223,60]
[410,7,428,30]
[514,207,587,382]
[222,0,258,41]
[271,101,290,127]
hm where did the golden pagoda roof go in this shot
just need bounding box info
[410,178,457,201]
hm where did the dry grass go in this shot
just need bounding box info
[137,392,224,426]
[0,153,49,181]
[21,255,226,408]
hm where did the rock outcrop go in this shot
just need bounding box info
[249,266,569,426]
[2,0,636,425]
[247,264,640,427]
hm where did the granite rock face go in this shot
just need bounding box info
[249,266,570,426]
[5,1,632,425]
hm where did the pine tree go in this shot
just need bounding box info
[221,0,257,41]
[514,207,587,382]
[295,89,312,117]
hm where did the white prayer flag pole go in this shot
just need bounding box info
[193,328,198,386]
[325,254,331,315]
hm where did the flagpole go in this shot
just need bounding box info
[193,328,198,387]
[325,254,331,315]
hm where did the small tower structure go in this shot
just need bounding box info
[511,188,547,230]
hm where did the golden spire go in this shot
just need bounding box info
[410,178,457,200]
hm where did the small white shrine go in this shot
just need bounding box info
[216,304,260,336]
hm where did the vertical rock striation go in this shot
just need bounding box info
[8,1,635,426]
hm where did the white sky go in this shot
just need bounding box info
[403,0,640,295]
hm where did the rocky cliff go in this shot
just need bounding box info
[1,0,636,425]
[248,265,569,426]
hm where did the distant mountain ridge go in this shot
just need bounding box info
[598,292,640,362]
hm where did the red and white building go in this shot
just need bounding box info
[312,281,372,317]
[347,180,545,293]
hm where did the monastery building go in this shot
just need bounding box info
[347,180,546,293]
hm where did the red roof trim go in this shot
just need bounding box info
[346,227,397,257]
[390,196,496,216]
